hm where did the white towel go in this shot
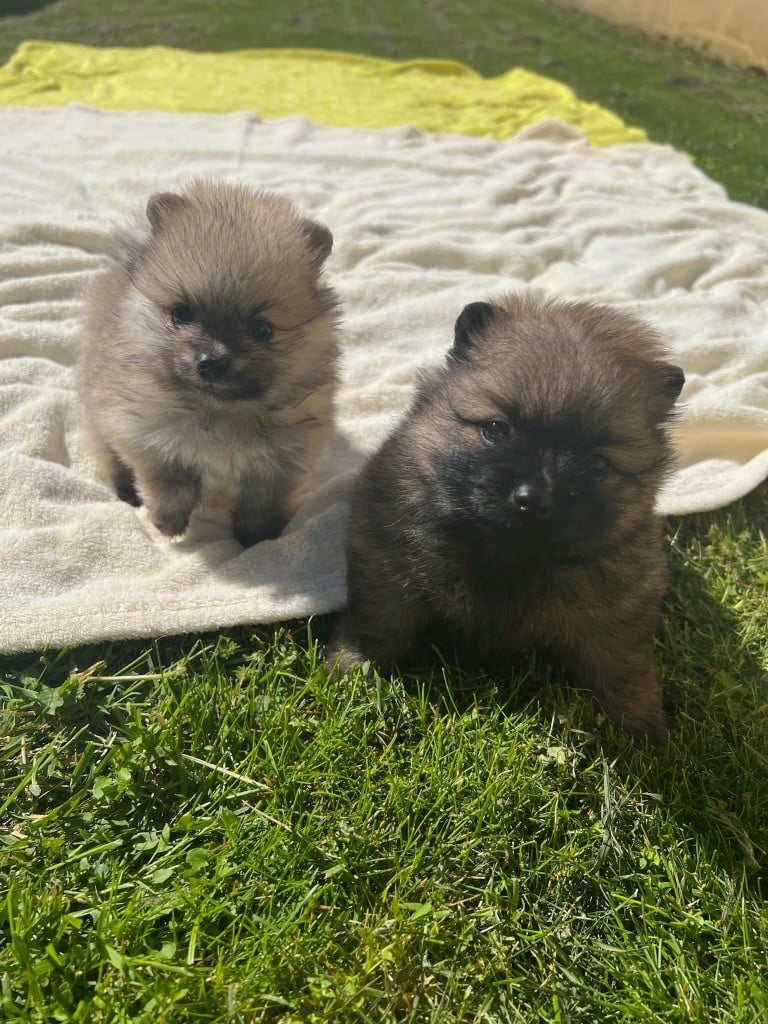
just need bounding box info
[1,106,767,653]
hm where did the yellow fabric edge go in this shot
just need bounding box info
[0,40,647,147]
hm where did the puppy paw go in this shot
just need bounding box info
[325,636,366,675]
[602,687,668,748]
[147,506,192,538]
[622,707,668,748]
[114,464,141,507]
[232,514,286,548]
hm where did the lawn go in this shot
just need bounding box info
[1,0,767,208]
[1,2,767,1022]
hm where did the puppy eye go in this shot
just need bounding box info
[170,304,195,328]
[248,317,274,343]
[592,453,614,474]
[479,419,511,445]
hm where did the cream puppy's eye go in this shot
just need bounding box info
[170,304,195,328]
[479,420,511,445]
[248,318,274,344]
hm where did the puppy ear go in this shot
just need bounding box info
[146,192,186,232]
[301,219,333,267]
[451,301,496,359]
[659,363,685,401]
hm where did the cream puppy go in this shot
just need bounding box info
[77,180,340,546]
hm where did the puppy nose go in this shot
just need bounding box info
[196,354,230,382]
[512,480,553,516]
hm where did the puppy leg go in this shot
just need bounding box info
[568,637,667,746]
[85,432,141,506]
[324,616,368,673]
[327,596,431,675]
[232,472,292,547]
[109,449,141,507]
[133,458,201,538]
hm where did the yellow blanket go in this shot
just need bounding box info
[0,40,645,146]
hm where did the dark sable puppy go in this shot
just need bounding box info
[77,180,339,546]
[329,294,685,744]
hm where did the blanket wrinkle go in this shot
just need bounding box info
[0,106,767,653]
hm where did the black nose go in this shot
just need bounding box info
[196,354,230,382]
[512,480,553,517]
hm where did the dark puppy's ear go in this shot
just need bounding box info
[659,363,685,401]
[451,301,496,360]
[146,192,186,232]
[301,219,333,267]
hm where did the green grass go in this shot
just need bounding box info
[0,0,767,207]
[1,2,768,1021]
[2,485,767,1021]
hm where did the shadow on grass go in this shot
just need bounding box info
[0,0,54,14]
[638,488,768,894]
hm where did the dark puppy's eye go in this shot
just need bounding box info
[591,453,614,474]
[479,419,511,445]
[170,303,195,328]
[248,317,274,344]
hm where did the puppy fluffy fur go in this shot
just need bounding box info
[77,180,340,546]
[329,294,685,744]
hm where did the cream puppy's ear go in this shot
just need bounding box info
[301,219,333,267]
[146,192,186,232]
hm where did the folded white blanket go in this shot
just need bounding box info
[2,107,767,653]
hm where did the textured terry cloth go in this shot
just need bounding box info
[1,107,768,653]
[0,41,647,146]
